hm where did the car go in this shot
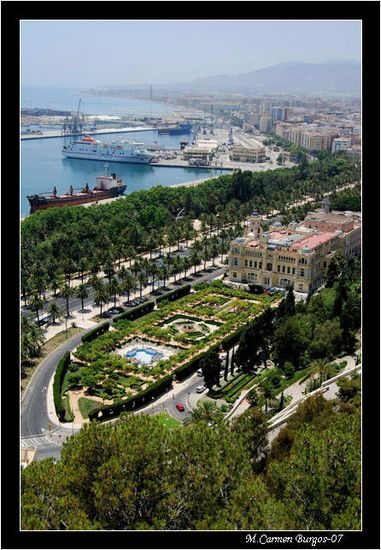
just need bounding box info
[108,306,124,315]
[219,370,225,378]
[220,353,227,361]
[100,312,111,318]
[130,300,139,306]
[196,386,206,393]
[176,403,185,411]
[197,369,203,377]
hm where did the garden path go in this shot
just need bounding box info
[66,389,113,424]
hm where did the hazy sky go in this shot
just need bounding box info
[21,20,361,87]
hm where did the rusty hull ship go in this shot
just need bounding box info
[27,172,126,214]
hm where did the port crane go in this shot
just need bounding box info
[62,98,86,140]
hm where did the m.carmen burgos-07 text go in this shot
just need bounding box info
[246,534,344,546]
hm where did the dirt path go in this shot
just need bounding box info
[67,389,113,424]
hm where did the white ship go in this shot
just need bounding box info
[62,135,153,164]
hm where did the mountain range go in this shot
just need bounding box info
[185,60,360,95]
[100,60,360,97]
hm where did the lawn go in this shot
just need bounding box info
[78,397,103,419]
[156,412,181,428]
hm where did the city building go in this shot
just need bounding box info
[331,136,353,153]
[259,115,272,133]
[228,201,361,292]
[231,146,266,163]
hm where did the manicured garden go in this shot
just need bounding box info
[55,281,280,422]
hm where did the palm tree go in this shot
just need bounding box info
[94,283,110,316]
[190,250,201,275]
[210,243,219,266]
[182,257,192,279]
[117,265,129,286]
[107,278,120,308]
[159,265,170,290]
[125,245,136,268]
[49,275,61,299]
[122,273,138,302]
[78,257,89,284]
[28,293,45,325]
[103,258,115,283]
[259,381,276,413]
[137,272,148,298]
[188,401,224,426]
[75,283,89,312]
[305,358,329,387]
[47,302,62,324]
[59,283,74,317]
[148,262,159,292]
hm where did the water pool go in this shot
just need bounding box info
[125,348,163,365]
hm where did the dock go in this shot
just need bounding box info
[21,126,156,141]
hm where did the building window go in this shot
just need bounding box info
[277,265,280,272]
[282,265,285,273]
[245,260,248,266]
[300,269,305,277]
[233,272,237,278]
[259,262,262,269]
[267,263,273,271]
[254,261,257,268]
[287,266,290,274]
[298,283,304,290]
[233,258,238,266]
[249,260,253,267]
[292,267,295,274]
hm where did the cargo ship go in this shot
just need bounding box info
[27,171,126,214]
[158,122,193,135]
[62,135,153,164]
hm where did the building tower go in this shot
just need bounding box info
[246,210,261,238]
[321,197,331,213]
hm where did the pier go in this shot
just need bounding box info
[21,126,155,140]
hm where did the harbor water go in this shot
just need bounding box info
[21,130,229,216]
[21,88,229,216]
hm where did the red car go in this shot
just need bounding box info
[176,403,185,412]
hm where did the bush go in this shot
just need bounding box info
[156,284,191,304]
[88,374,173,421]
[113,301,154,322]
[81,322,110,343]
[53,351,71,421]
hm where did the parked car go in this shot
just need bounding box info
[176,403,185,412]
[219,370,225,378]
[100,312,111,318]
[197,369,203,377]
[108,307,124,315]
[196,386,206,394]
[220,353,227,361]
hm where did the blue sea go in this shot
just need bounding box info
[21,86,176,116]
[21,87,229,217]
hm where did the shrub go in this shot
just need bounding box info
[156,284,191,304]
[88,374,173,421]
[81,322,110,343]
[53,351,71,421]
[113,301,154,322]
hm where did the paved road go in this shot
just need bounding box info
[21,330,87,437]
[21,265,226,460]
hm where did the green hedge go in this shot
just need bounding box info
[81,322,110,343]
[156,284,191,304]
[53,351,71,421]
[113,301,154,322]
[88,374,173,421]
[174,342,222,382]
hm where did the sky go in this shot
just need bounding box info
[21,20,361,88]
